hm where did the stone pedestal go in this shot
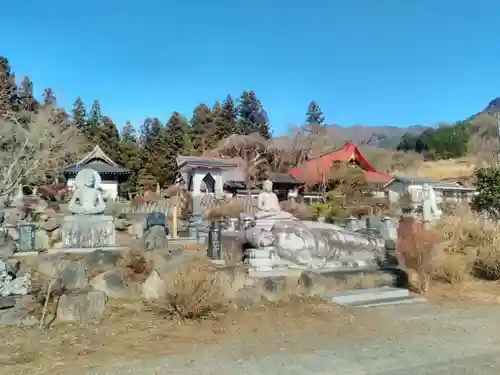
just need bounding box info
[62,215,115,248]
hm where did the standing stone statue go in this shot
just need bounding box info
[69,169,106,215]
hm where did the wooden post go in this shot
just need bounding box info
[172,205,178,239]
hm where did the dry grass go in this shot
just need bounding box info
[400,157,477,182]
[398,222,442,292]
[280,200,313,220]
[119,249,153,283]
[0,298,369,375]
[205,200,246,220]
[401,207,500,293]
[150,256,226,319]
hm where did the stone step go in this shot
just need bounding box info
[321,287,410,306]
[347,294,426,308]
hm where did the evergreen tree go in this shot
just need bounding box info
[18,76,38,112]
[190,103,215,152]
[0,56,19,113]
[237,90,271,138]
[306,100,325,126]
[72,97,87,133]
[42,88,56,107]
[87,100,102,137]
[97,116,121,162]
[139,117,153,148]
[119,122,141,195]
[163,112,190,184]
[121,121,137,142]
[214,94,237,142]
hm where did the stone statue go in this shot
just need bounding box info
[255,180,282,218]
[244,180,385,270]
[68,168,106,215]
[422,183,442,226]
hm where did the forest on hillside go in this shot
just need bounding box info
[1,54,497,196]
[0,56,333,193]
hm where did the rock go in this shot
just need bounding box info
[59,261,88,291]
[145,250,195,279]
[56,291,107,323]
[258,276,288,301]
[0,234,15,259]
[298,271,331,296]
[34,229,50,250]
[233,287,262,308]
[141,270,165,300]
[36,255,61,278]
[0,296,16,309]
[0,309,38,327]
[85,249,120,270]
[143,225,167,250]
[90,269,132,298]
[217,267,252,299]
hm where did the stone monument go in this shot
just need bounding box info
[244,180,386,271]
[62,168,115,248]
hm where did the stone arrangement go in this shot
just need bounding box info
[241,180,390,272]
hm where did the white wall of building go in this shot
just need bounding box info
[67,177,118,202]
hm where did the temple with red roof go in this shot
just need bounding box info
[288,142,392,186]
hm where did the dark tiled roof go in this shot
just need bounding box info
[64,162,131,176]
[268,173,304,185]
[389,175,474,190]
[176,155,239,169]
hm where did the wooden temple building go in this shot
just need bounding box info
[288,142,392,187]
[64,145,131,201]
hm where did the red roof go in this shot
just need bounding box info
[288,142,392,185]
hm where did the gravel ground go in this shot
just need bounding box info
[88,302,500,375]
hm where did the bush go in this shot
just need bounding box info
[397,219,442,292]
[205,200,245,220]
[436,206,500,281]
[280,200,313,220]
[153,257,226,319]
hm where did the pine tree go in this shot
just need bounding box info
[97,116,121,162]
[0,56,19,113]
[237,90,271,138]
[214,94,237,142]
[163,112,190,184]
[18,76,38,112]
[139,117,153,148]
[87,100,102,137]
[306,101,325,136]
[72,97,87,132]
[121,121,137,142]
[42,88,56,107]
[190,104,215,152]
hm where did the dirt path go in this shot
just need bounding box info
[87,302,500,375]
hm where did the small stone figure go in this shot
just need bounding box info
[69,169,106,215]
[256,180,281,217]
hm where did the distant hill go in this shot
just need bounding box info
[323,124,426,149]
[468,97,500,120]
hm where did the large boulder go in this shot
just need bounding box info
[56,291,107,323]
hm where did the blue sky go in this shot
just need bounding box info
[1,0,499,135]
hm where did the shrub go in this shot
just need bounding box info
[280,200,313,220]
[153,257,226,319]
[205,200,245,221]
[436,206,500,281]
[120,249,153,283]
[397,219,442,292]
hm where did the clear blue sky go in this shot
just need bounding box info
[1,0,499,135]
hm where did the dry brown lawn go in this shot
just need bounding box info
[399,157,477,181]
[0,298,368,375]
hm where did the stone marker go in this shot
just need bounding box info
[56,291,107,323]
